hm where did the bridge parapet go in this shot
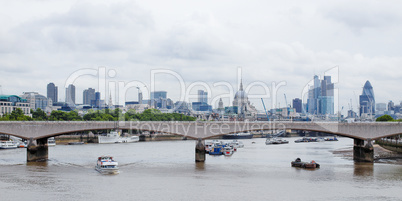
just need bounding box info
[0,121,401,140]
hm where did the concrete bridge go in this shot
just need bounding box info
[0,121,401,163]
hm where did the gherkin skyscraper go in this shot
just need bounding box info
[359,81,375,117]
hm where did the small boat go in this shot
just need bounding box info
[227,140,244,149]
[295,137,317,143]
[291,158,320,168]
[209,142,225,155]
[48,137,56,146]
[17,141,27,148]
[0,140,18,149]
[223,146,234,156]
[266,138,289,145]
[68,142,84,145]
[324,136,338,141]
[222,132,253,139]
[95,156,119,174]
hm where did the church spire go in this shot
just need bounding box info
[239,79,243,91]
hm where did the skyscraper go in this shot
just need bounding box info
[292,98,302,113]
[198,90,208,104]
[359,81,375,117]
[47,83,58,103]
[307,75,334,115]
[150,91,167,100]
[83,88,95,105]
[65,84,76,106]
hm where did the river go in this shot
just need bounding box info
[0,137,401,201]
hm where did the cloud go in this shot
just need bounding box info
[322,1,402,32]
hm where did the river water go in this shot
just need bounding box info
[0,137,401,201]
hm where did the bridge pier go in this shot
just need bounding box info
[353,138,374,162]
[195,138,206,162]
[27,138,48,162]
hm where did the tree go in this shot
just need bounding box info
[376,115,394,122]
[32,108,47,120]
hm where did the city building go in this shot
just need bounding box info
[91,92,105,108]
[0,95,31,117]
[388,101,395,111]
[83,88,95,105]
[359,80,375,118]
[47,82,58,103]
[65,84,76,106]
[292,98,302,113]
[150,91,169,109]
[376,103,387,115]
[307,75,334,115]
[20,92,48,110]
[192,89,212,112]
[150,91,167,100]
[232,80,258,120]
[197,90,208,103]
[174,101,191,114]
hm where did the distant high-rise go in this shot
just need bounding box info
[307,75,334,115]
[47,83,58,103]
[150,91,167,100]
[292,98,302,113]
[359,81,375,117]
[198,90,208,104]
[65,84,76,105]
[83,88,95,105]
[150,91,167,109]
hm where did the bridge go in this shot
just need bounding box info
[0,121,401,163]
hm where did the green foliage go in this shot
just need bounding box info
[0,108,32,121]
[49,110,82,121]
[376,115,394,122]
[1,107,196,122]
[32,108,47,120]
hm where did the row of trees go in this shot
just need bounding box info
[375,115,402,122]
[0,108,196,121]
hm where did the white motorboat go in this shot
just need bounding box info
[228,140,244,149]
[48,137,56,146]
[95,156,119,174]
[98,131,139,144]
[0,140,18,149]
[223,146,234,156]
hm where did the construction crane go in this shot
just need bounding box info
[284,94,290,119]
[261,98,269,121]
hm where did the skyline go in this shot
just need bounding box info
[1,0,401,113]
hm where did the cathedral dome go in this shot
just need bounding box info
[234,90,248,99]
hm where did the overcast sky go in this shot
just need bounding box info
[0,0,401,114]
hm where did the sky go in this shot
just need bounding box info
[0,0,401,114]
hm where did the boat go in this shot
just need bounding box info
[291,158,320,168]
[17,141,27,148]
[98,131,140,144]
[223,146,234,156]
[95,156,119,174]
[294,137,316,143]
[48,137,56,146]
[227,140,244,150]
[0,140,18,149]
[208,142,225,155]
[324,136,338,141]
[222,132,253,139]
[266,138,289,145]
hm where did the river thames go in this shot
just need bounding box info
[0,137,401,201]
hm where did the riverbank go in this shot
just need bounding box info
[332,144,402,165]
